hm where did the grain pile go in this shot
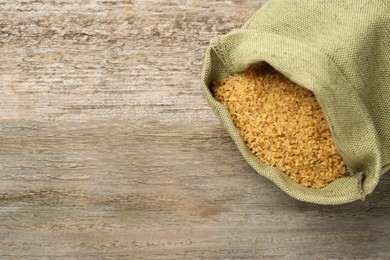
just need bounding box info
[212,64,348,188]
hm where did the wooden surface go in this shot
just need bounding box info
[0,1,389,259]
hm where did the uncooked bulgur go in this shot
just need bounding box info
[212,64,348,188]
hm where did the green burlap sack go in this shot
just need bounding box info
[201,0,390,204]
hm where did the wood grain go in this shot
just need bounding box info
[0,1,389,259]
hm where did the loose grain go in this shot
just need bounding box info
[212,64,348,188]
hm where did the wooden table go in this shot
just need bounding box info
[1,1,389,259]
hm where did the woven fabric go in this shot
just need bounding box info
[201,0,390,204]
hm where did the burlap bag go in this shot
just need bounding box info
[201,0,390,204]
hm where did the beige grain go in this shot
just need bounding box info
[212,64,348,188]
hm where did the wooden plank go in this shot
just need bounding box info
[0,1,389,259]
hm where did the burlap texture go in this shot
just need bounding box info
[201,0,390,204]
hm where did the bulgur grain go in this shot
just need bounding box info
[212,64,348,188]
